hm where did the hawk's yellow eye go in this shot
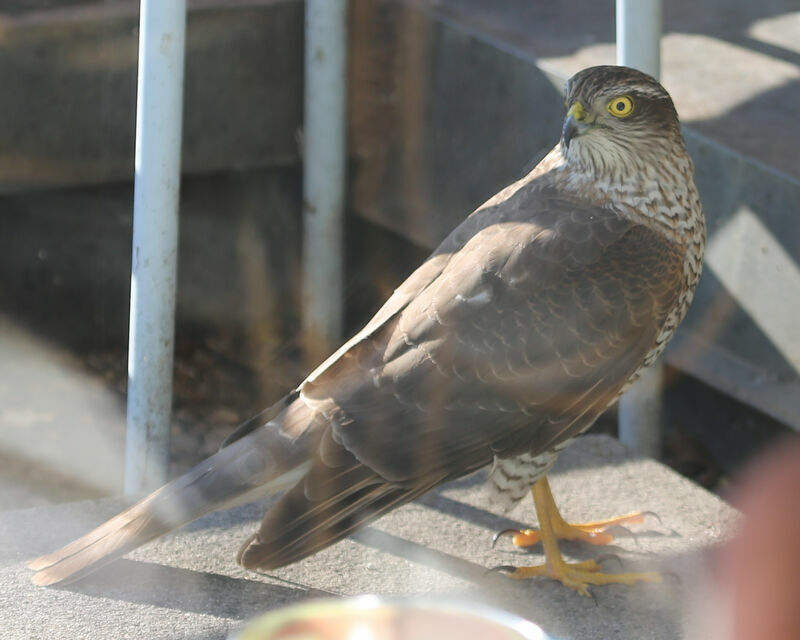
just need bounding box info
[607,96,634,117]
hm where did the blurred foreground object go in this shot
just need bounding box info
[230,596,550,640]
[709,438,800,640]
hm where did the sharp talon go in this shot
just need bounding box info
[640,510,662,526]
[605,524,634,537]
[606,524,638,546]
[484,565,517,576]
[590,589,599,607]
[491,529,519,548]
[663,571,681,585]
[595,553,622,568]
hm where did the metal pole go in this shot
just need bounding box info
[126,0,186,494]
[616,0,661,79]
[619,365,664,457]
[302,0,347,364]
[616,0,663,458]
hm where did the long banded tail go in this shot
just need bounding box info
[28,405,312,586]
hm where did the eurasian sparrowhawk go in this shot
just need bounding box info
[29,65,705,596]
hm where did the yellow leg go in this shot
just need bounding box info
[496,476,649,547]
[499,477,661,597]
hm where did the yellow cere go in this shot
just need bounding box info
[567,101,585,121]
[607,95,634,117]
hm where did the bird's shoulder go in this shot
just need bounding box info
[307,174,684,383]
[304,177,683,401]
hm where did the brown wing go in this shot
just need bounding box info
[239,181,685,569]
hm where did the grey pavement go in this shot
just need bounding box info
[2,435,735,640]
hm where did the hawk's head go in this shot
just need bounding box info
[561,66,682,168]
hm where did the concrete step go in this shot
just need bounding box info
[428,0,800,181]
[1,435,735,640]
[0,0,303,191]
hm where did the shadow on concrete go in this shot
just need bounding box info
[686,78,800,184]
[57,559,312,620]
[351,527,489,583]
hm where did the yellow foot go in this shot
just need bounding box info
[493,511,653,548]
[491,476,664,597]
[495,559,662,598]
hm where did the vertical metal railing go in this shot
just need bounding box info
[302,0,348,364]
[125,0,187,494]
[616,0,663,458]
[616,0,661,79]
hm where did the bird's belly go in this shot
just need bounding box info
[487,441,573,511]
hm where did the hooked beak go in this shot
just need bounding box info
[562,101,590,149]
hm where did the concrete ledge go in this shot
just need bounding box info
[1,435,735,640]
